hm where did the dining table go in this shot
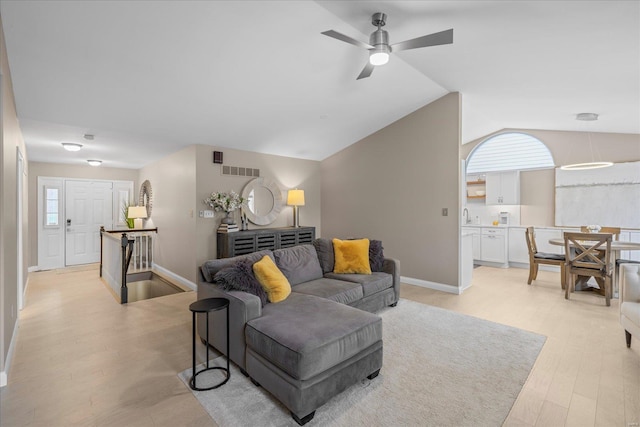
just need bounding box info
[548,238,640,297]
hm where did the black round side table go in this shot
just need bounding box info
[189,297,230,391]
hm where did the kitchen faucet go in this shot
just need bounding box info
[463,208,470,224]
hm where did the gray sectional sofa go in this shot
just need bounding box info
[197,238,400,425]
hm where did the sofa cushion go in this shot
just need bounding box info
[273,245,323,286]
[291,278,364,305]
[313,238,334,274]
[324,272,393,297]
[333,238,372,275]
[621,302,640,326]
[201,250,274,283]
[245,293,382,381]
[213,258,268,307]
[253,256,291,303]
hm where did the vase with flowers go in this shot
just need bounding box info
[203,191,245,225]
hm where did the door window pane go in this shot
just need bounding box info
[45,186,59,226]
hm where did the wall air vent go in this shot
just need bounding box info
[222,165,260,177]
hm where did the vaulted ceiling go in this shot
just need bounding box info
[2,1,638,169]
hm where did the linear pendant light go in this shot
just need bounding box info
[560,113,613,171]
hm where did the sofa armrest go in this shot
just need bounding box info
[621,263,640,303]
[197,281,262,370]
[382,257,401,302]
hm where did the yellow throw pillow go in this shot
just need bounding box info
[252,255,291,303]
[333,238,372,275]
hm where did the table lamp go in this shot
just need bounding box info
[127,206,148,229]
[287,189,305,228]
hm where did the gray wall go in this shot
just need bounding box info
[461,129,640,226]
[1,16,29,382]
[321,93,462,287]
[27,162,139,267]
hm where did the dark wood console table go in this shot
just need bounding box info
[217,226,316,258]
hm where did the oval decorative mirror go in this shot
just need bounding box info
[138,180,153,218]
[241,178,282,225]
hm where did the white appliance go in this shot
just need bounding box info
[499,212,510,225]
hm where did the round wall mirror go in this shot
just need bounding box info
[138,180,153,218]
[241,178,282,225]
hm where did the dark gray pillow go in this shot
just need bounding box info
[369,240,385,272]
[313,238,334,274]
[273,244,323,286]
[201,250,274,283]
[213,258,268,307]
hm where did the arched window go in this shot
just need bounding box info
[466,132,555,174]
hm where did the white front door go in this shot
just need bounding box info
[65,180,113,266]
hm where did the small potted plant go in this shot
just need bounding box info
[122,201,135,229]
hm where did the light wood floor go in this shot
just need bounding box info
[1,265,638,426]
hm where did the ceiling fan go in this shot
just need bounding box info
[322,12,453,80]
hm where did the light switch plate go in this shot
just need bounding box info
[442,208,448,216]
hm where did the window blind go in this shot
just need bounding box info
[466,132,555,174]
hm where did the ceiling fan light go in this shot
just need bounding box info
[369,51,389,65]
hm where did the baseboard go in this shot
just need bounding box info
[0,318,20,387]
[28,266,39,273]
[152,264,197,291]
[401,276,463,295]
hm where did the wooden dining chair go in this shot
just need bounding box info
[564,232,613,306]
[525,227,566,289]
[580,226,620,240]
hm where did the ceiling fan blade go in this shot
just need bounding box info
[391,28,453,52]
[321,30,373,50]
[356,62,375,80]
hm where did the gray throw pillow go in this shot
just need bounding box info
[213,258,268,307]
[369,239,385,272]
[313,238,335,274]
[273,244,323,286]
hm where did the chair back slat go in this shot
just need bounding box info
[525,227,538,256]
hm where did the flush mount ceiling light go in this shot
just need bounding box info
[576,112,599,121]
[561,113,613,171]
[61,142,83,151]
[87,160,102,166]
[83,134,95,140]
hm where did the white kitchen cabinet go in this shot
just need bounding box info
[465,227,482,260]
[481,227,508,265]
[486,171,520,205]
[508,226,529,264]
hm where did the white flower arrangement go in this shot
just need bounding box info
[203,191,245,213]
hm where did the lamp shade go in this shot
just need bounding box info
[127,206,148,219]
[287,189,305,206]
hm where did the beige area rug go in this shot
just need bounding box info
[178,299,545,426]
